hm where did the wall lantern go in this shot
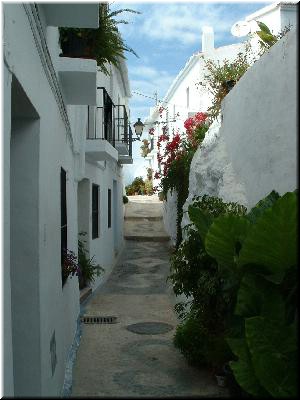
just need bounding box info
[132,118,144,141]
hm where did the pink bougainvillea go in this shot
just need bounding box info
[184,112,208,148]
[153,111,210,194]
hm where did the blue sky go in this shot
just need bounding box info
[112,1,270,182]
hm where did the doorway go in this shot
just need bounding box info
[10,76,41,396]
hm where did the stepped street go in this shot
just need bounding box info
[71,196,227,397]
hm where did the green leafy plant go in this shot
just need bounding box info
[171,195,247,369]
[254,21,291,53]
[154,114,210,248]
[171,191,297,396]
[123,195,129,204]
[202,191,298,397]
[146,167,153,181]
[125,176,145,195]
[162,149,194,247]
[144,179,153,195]
[174,308,232,368]
[78,232,103,289]
[140,139,151,157]
[197,45,253,120]
[59,3,140,75]
[255,21,278,49]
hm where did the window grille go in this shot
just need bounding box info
[92,184,99,239]
[60,168,67,267]
[108,188,111,228]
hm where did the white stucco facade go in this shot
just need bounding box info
[144,28,247,192]
[3,3,131,397]
[181,25,297,230]
[159,2,298,243]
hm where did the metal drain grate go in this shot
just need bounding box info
[81,316,117,324]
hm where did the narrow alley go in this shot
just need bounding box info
[71,196,226,397]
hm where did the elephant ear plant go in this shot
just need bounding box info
[199,190,298,397]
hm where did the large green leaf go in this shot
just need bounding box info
[188,206,213,242]
[238,192,297,283]
[235,273,285,320]
[257,30,277,46]
[256,20,272,34]
[205,214,250,269]
[227,338,268,397]
[246,190,280,224]
[245,316,297,397]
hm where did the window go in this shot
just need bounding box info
[60,168,67,265]
[103,90,114,143]
[108,188,111,228]
[186,87,190,108]
[92,184,99,239]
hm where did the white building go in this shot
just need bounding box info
[245,1,298,34]
[144,2,298,188]
[151,1,297,244]
[3,3,132,397]
[144,26,246,187]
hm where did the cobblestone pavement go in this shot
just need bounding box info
[71,196,227,398]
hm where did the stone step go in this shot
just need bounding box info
[124,216,162,221]
[124,235,170,242]
[80,287,92,304]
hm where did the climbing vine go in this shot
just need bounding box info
[153,112,210,248]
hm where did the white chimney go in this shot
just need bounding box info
[202,26,214,52]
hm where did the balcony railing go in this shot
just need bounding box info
[86,88,132,160]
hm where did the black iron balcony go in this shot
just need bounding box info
[114,104,130,156]
[85,87,132,163]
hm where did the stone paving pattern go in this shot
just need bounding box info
[71,195,227,397]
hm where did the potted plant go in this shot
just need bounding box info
[78,232,103,289]
[62,248,81,287]
[59,3,139,75]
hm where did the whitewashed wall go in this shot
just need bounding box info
[3,4,81,396]
[182,27,297,229]
[163,28,297,243]
[3,3,127,397]
[83,160,124,290]
[221,28,297,208]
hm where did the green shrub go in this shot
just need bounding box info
[158,191,164,201]
[170,195,247,368]
[59,4,139,75]
[78,232,103,289]
[123,195,129,204]
[197,46,253,121]
[125,176,145,195]
[174,309,232,369]
[198,190,298,397]
[144,179,153,195]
